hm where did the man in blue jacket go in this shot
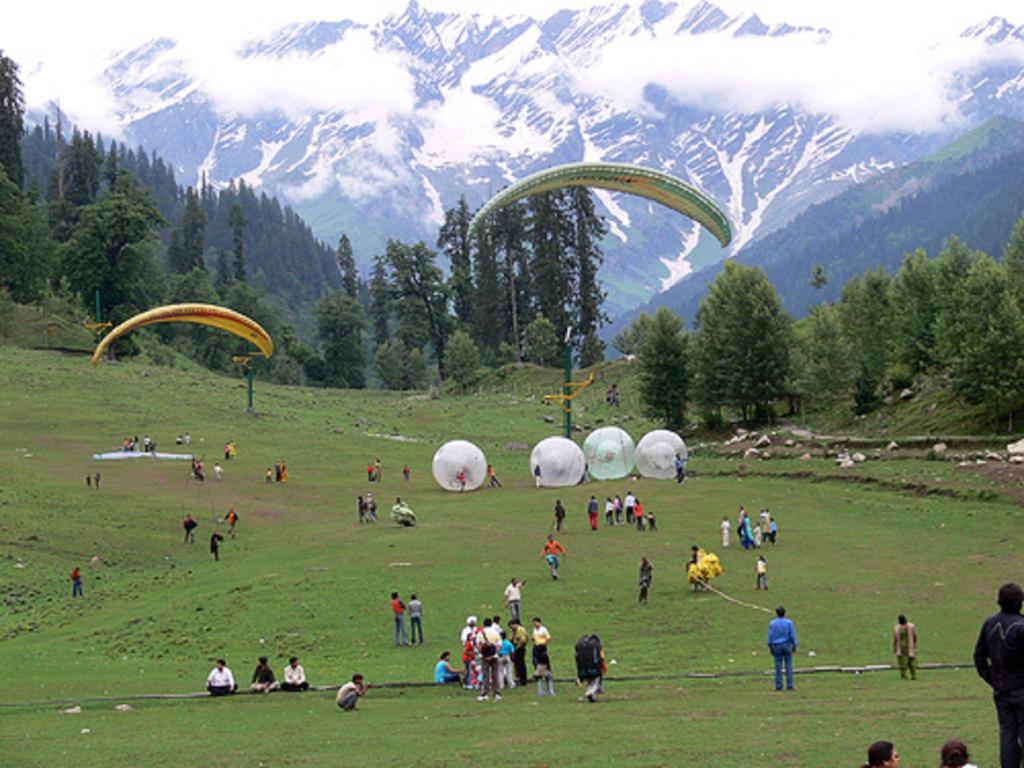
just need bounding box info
[974,582,1024,768]
[768,606,797,691]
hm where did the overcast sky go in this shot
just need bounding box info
[4,0,1023,138]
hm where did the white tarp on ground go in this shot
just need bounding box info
[635,430,688,479]
[92,451,195,461]
[583,426,636,480]
[432,440,487,492]
[530,436,586,488]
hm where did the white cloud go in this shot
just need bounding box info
[573,22,1024,134]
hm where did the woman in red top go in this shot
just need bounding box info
[635,499,646,531]
[71,567,83,597]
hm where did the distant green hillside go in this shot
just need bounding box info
[611,116,1024,330]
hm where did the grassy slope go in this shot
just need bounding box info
[0,345,1020,766]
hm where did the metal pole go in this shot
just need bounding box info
[247,366,254,413]
[563,327,573,439]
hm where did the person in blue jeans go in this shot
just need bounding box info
[767,605,797,690]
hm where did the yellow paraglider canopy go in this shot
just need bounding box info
[91,303,274,367]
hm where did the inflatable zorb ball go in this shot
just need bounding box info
[582,427,636,481]
[530,436,586,488]
[432,440,487,492]
[635,430,688,479]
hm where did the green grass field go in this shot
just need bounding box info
[0,345,1020,766]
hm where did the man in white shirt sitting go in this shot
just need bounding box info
[206,659,236,696]
[281,656,309,692]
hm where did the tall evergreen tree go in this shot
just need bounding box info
[175,187,206,273]
[567,188,607,366]
[315,290,366,389]
[438,197,473,325]
[385,239,452,380]
[228,200,246,282]
[526,191,572,344]
[694,261,792,422]
[638,307,690,429]
[0,166,53,302]
[494,203,529,363]
[368,253,391,346]
[64,129,101,208]
[336,233,358,299]
[0,51,24,190]
[470,224,503,358]
[1003,213,1024,308]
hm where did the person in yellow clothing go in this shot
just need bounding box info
[541,535,567,580]
[281,462,288,483]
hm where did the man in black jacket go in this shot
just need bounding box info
[975,582,1024,768]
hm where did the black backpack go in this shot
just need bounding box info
[575,634,602,679]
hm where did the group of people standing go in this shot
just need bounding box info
[266,462,288,483]
[721,506,778,550]
[556,492,656,533]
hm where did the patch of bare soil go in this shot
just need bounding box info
[959,461,1024,505]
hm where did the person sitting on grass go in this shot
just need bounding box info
[434,651,462,684]
[281,656,309,692]
[861,740,899,768]
[251,656,279,693]
[206,659,237,696]
[336,674,366,711]
[939,739,977,768]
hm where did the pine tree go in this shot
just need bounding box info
[0,166,54,302]
[567,188,607,366]
[385,239,452,380]
[368,253,391,346]
[175,187,206,273]
[64,130,101,208]
[494,203,530,363]
[470,223,503,358]
[315,290,366,389]
[446,329,481,390]
[612,313,652,357]
[638,307,689,429]
[228,200,246,282]
[694,261,792,422]
[1003,214,1024,308]
[0,51,24,190]
[526,191,571,344]
[215,249,233,294]
[524,313,560,367]
[337,233,358,298]
[438,197,473,325]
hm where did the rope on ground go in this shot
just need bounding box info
[697,580,774,614]
[0,662,974,710]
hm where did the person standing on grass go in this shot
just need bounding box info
[225,508,239,538]
[604,497,614,526]
[893,614,917,680]
[974,582,1024,768]
[634,497,646,531]
[357,495,367,524]
[575,634,606,702]
[391,592,408,646]
[85,474,91,489]
[624,490,636,525]
[614,494,623,525]
[281,656,309,691]
[183,513,198,544]
[532,617,554,697]
[367,493,378,522]
[542,535,567,580]
[587,495,599,531]
[210,533,224,561]
[70,567,83,597]
[374,458,383,481]
[510,619,530,686]
[767,606,797,691]
[554,499,566,532]
[409,593,424,645]
[207,659,237,696]
[476,618,502,701]
[94,472,101,489]
[638,557,653,604]
[214,463,223,481]
[721,516,731,548]
[674,454,686,484]
[403,465,411,482]
[498,631,516,689]
[504,577,526,623]
[251,656,279,693]
[336,674,366,710]
[487,464,502,488]
[756,556,768,590]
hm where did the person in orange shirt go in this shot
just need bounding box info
[225,508,239,538]
[541,534,567,580]
[391,591,408,646]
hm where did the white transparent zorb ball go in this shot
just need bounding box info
[432,440,487,492]
[530,436,586,488]
[635,430,688,479]
[583,426,636,481]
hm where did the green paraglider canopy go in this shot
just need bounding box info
[469,161,732,247]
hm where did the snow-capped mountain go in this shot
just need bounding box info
[93,1,1024,317]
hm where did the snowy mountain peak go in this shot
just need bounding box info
[85,7,1024,317]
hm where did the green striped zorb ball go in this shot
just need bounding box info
[582,426,636,480]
